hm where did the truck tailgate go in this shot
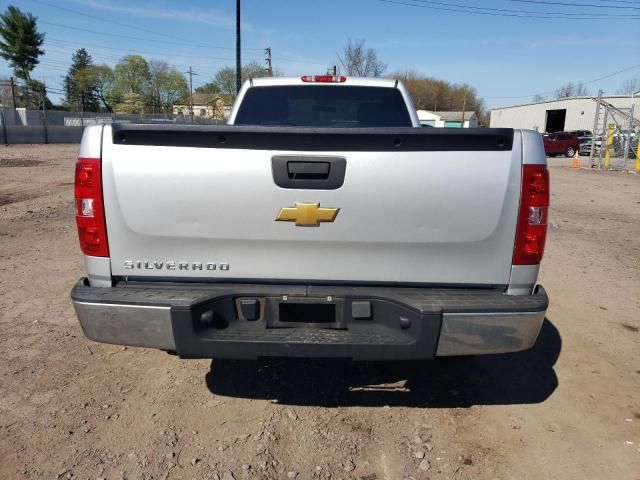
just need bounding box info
[101,125,521,286]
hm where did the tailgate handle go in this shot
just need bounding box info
[287,161,330,179]
[272,156,346,190]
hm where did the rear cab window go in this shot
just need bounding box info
[234,85,413,127]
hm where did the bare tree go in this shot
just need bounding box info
[532,94,546,102]
[616,78,639,95]
[338,39,386,77]
[555,81,589,99]
[392,71,488,124]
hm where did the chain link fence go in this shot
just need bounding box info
[0,107,225,145]
[587,94,639,171]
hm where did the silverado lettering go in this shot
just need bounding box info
[123,261,229,271]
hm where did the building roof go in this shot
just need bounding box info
[416,110,439,120]
[492,95,634,111]
[416,110,477,121]
[435,111,477,121]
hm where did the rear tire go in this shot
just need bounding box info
[566,147,576,157]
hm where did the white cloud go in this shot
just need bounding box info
[68,0,244,29]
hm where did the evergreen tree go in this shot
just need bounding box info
[0,5,45,107]
[63,48,100,111]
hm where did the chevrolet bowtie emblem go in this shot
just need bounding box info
[276,203,340,227]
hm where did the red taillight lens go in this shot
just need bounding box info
[301,75,346,83]
[513,165,549,265]
[75,157,109,257]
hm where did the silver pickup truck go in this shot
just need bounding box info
[71,75,549,360]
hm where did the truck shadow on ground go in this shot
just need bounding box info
[205,319,560,408]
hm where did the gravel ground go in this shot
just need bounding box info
[1,144,639,480]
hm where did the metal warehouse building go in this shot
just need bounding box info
[490,96,639,133]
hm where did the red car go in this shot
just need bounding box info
[543,131,580,157]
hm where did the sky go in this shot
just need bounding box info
[2,0,640,108]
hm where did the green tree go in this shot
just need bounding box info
[149,60,168,113]
[63,48,100,112]
[194,82,221,95]
[0,5,45,107]
[117,92,146,114]
[86,64,114,112]
[158,69,187,113]
[213,67,237,102]
[149,60,188,113]
[211,61,268,103]
[112,55,151,113]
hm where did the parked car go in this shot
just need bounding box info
[579,136,604,156]
[568,130,592,140]
[579,137,594,156]
[543,131,580,157]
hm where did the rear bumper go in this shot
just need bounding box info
[71,279,548,360]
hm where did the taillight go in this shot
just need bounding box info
[301,75,346,83]
[74,157,109,257]
[513,164,549,265]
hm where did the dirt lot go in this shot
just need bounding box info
[1,144,639,480]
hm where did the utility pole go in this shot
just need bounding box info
[186,66,198,124]
[623,89,640,170]
[1,106,7,145]
[460,89,467,128]
[64,75,71,108]
[589,89,603,168]
[10,77,16,108]
[265,47,273,76]
[236,0,241,93]
[42,81,48,144]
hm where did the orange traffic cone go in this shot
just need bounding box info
[571,150,580,168]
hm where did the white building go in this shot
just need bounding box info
[416,110,479,128]
[490,96,640,133]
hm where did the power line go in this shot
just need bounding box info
[45,38,241,62]
[40,37,327,69]
[510,0,640,9]
[407,0,640,17]
[40,47,233,74]
[27,0,264,51]
[375,0,640,19]
[41,21,267,50]
[485,62,640,99]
